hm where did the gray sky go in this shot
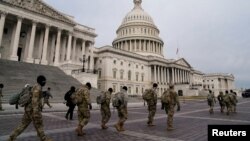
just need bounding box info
[44,0,250,89]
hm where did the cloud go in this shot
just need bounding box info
[44,0,250,88]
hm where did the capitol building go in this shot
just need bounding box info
[0,0,235,96]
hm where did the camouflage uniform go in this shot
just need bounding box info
[8,84,52,141]
[75,85,91,136]
[0,87,3,110]
[146,88,157,126]
[162,88,180,130]
[100,91,111,129]
[42,91,52,108]
[229,92,237,113]
[207,92,216,114]
[217,92,225,113]
[114,90,128,132]
[223,93,233,115]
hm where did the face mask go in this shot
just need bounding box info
[39,81,46,87]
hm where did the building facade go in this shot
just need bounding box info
[0,0,236,96]
[203,73,235,96]
[0,0,96,73]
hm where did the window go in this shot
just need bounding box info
[99,60,102,63]
[113,85,116,93]
[141,75,144,82]
[121,61,123,65]
[128,70,131,80]
[128,87,131,94]
[136,87,138,94]
[113,69,117,79]
[141,66,144,69]
[113,60,116,64]
[120,70,124,80]
[136,65,138,68]
[98,70,102,78]
[136,74,139,81]
[128,63,131,67]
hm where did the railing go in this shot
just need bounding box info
[71,69,98,75]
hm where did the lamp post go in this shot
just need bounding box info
[81,55,86,72]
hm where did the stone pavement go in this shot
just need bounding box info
[0,98,250,141]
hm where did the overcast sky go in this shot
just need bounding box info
[44,0,250,89]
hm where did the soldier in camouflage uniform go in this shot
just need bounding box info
[114,86,128,132]
[42,87,53,109]
[207,90,216,114]
[146,83,158,126]
[229,90,238,113]
[223,90,233,115]
[74,82,92,136]
[217,91,225,113]
[0,83,4,111]
[161,84,180,131]
[8,75,53,141]
[100,88,113,129]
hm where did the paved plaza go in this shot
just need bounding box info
[0,98,250,141]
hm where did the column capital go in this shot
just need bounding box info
[17,16,23,21]
[32,20,38,25]
[0,11,8,16]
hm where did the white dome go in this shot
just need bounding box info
[121,4,155,25]
[113,0,164,58]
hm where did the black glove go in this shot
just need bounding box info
[177,106,180,111]
[89,104,92,110]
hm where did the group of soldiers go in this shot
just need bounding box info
[5,75,181,141]
[143,83,180,131]
[207,89,238,115]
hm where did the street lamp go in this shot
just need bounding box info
[80,55,88,72]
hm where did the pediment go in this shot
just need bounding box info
[175,58,191,68]
[3,0,75,24]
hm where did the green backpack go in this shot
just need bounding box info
[142,89,154,101]
[9,86,33,107]
[161,90,170,104]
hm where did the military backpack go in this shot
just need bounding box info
[142,89,154,101]
[96,92,105,104]
[9,86,33,107]
[112,92,122,107]
[161,90,170,104]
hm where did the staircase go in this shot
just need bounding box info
[0,59,101,103]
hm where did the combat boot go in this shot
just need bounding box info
[7,137,14,141]
[43,137,53,141]
[167,127,175,131]
[119,122,125,131]
[75,125,85,136]
[101,123,108,129]
[114,123,121,132]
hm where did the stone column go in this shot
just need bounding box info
[163,67,166,83]
[38,30,44,61]
[72,37,77,62]
[167,68,170,83]
[26,21,37,63]
[10,16,22,61]
[0,12,7,47]
[66,33,72,62]
[89,42,94,71]
[41,25,50,65]
[157,66,160,83]
[81,40,86,56]
[54,28,61,66]
[154,65,156,82]
[61,36,67,62]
